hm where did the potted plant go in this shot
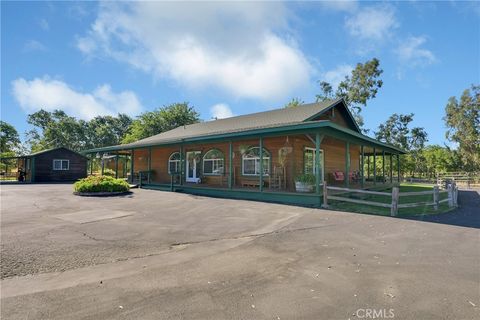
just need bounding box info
[295,173,316,192]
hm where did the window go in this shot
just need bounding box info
[168,152,181,174]
[304,147,324,180]
[53,159,69,171]
[242,147,270,176]
[203,149,224,175]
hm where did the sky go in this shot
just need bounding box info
[1,1,479,146]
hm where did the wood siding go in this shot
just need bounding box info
[33,148,87,182]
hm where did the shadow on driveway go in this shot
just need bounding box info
[404,189,480,229]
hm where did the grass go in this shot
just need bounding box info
[328,183,452,217]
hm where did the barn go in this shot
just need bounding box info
[1,147,87,183]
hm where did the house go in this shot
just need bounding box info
[84,99,405,207]
[1,147,88,183]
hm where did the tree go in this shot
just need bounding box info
[122,102,200,143]
[375,113,428,177]
[316,58,383,127]
[26,110,132,152]
[284,97,305,108]
[0,121,21,155]
[444,85,480,171]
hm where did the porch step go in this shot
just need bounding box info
[129,184,139,188]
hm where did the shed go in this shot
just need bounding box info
[1,147,88,182]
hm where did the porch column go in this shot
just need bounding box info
[397,154,401,183]
[367,154,370,180]
[373,148,377,186]
[101,154,105,176]
[259,137,264,192]
[115,153,119,179]
[228,141,233,189]
[390,153,393,184]
[345,141,350,188]
[147,147,152,184]
[382,151,385,184]
[30,157,35,183]
[90,155,93,175]
[130,149,134,183]
[315,133,321,195]
[180,144,184,185]
[360,146,365,188]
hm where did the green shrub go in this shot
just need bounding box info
[295,173,316,184]
[74,175,130,193]
[102,168,116,177]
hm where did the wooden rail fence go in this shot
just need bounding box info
[322,181,458,216]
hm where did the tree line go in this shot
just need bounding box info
[1,59,479,176]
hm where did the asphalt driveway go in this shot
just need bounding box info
[1,184,479,319]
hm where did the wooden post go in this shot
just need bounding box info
[130,149,134,184]
[147,147,152,184]
[259,137,264,192]
[228,141,233,189]
[345,141,350,188]
[452,182,458,206]
[382,151,385,184]
[433,185,439,211]
[101,155,105,176]
[373,148,377,186]
[397,154,401,183]
[316,133,321,195]
[139,171,143,188]
[391,186,399,216]
[322,181,328,208]
[447,184,453,207]
[389,153,393,184]
[180,144,184,185]
[170,174,174,191]
[367,154,370,180]
[360,146,364,188]
[115,153,119,179]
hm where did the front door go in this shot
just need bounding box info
[186,151,201,182]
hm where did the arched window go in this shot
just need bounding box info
[168,152,181,174]
[203,149,224,175]
[242,147,270,176]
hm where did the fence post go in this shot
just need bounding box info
[447,184,453,208]
[391,186,399,216]
[433,185,439,211]
[322,181,328,208]
[139,172,143,188]
[453,182,458,207]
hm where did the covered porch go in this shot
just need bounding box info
[84,122,404,207]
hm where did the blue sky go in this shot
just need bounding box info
[1,1,479,146]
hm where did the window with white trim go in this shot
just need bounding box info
[168,152,181,174]
[242,147,270,176]
[203,149,224,175]
[53,159,69,171]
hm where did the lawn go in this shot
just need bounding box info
[328,183,452,216]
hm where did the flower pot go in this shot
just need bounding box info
[295,181,313,193]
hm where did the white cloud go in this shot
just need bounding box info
[322,64,353,89]
[345,5,398,41]
[76,2,312,101]
[39,18,49,31]
[11,76,143,120]
[210,103,235,120]
[396,36,437,66]
[23,40,47,53]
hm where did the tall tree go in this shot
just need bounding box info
[0,121,21,155]
[444,85,480,171]
[26,110,132,152]
[122,102,200,143]
[316,58,383,127]
[284,97,305,108]
[375,113,428,177]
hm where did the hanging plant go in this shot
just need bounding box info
[238,144,249,156]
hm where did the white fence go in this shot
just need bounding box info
[322,181,458,216]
